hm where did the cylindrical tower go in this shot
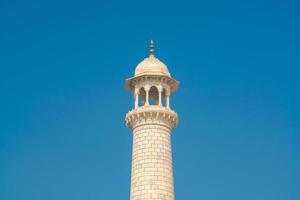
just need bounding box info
[125,40,179,200]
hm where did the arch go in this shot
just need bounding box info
[138,87,146,106]
[148,86,159,105]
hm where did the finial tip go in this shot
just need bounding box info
[150,39,154,56]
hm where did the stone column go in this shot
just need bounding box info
[145,85,150,106]
[134,89,139,109]
[166,91,170,108]
[157,86,163,106]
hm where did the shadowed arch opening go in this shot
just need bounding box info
[149,86,159,105]
[138,87,146,106]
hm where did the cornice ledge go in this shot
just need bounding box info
[125,74,179,93]
[125,106,178,130]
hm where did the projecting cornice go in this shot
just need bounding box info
[125,75,179,93]
[125,106,178,130]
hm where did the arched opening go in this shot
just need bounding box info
[138,87,146,106]
[149,86,159,105]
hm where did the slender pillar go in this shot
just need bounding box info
[158,92,162,106]
[166,95,170,108]
[158,86,162,106]
[134,90,139,109]
[145,86,150,106]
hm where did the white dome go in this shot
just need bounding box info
[134,55,170,77]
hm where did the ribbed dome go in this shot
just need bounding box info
[134,55,170,77]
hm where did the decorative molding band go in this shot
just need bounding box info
[125,105,178,130]
[125,74,179,93]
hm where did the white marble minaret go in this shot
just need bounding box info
[125,40,179,200]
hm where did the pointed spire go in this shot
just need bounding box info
[150,39,154,56]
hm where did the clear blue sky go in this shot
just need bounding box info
[0,0,299,199]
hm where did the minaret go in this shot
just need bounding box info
[125,40,179,200]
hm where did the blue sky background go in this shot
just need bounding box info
[0,0,300,199]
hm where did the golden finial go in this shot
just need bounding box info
[150,39,154,56]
